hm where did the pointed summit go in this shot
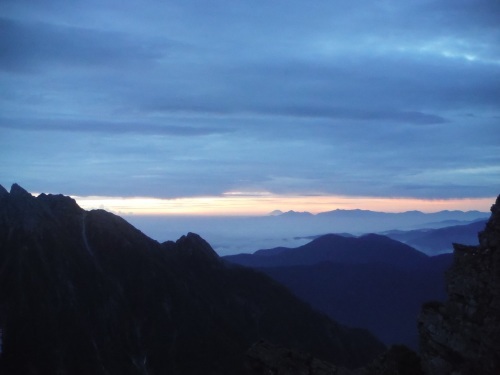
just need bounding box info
[10,183,32,198]
[175,232,220,262]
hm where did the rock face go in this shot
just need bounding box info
[0,184,384,375]
[418,195,500,374]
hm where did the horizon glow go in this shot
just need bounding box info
[70,193,496,216]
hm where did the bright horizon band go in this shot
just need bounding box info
[70,193,495,216]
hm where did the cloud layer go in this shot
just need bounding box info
[1,0,499,201]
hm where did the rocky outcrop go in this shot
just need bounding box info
[418,195,500,374]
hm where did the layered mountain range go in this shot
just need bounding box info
[225,234,453,347]
[0,184,384,375]
[1,184,498,375]
[124,208,488,255]
[382,220,487,255]
[248,195,500,375]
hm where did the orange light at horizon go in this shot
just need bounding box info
[70,193,496,216]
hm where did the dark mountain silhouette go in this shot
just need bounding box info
[257,256,452,348]
[244,195,500,375]
[0,184,384,375]
[382,219,486,255]
[224,233,431,269]
[224,233,455,348]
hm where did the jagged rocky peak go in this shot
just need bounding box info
[37,192,82,217]
[418,194,500,375]
[1,184,41,232]
[0,184,83,228]
[173,232,221,262]
[9,183,32,197]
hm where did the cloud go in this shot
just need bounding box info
[0,1,499,202]
[0,117,233,136]
[0,19,131,71]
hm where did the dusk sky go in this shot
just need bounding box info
[1,0,499,215]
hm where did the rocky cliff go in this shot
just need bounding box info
[418,195,500,374]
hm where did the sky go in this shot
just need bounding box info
[1,0,499,215]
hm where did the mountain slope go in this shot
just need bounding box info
[383,220,485,255]
[224,232,454,348]
[258,256,452,348]
[224,233,430,269]
[0,184,384,375]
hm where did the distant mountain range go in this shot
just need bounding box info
[269,209,489,239]
[249,194,500,374]
[288,218,488,256]
[126,208,489,255]
[272,208,487,224]
[224,233,454,348]
[225,233,440,268]
[382,219,486,255]
[0,184,384,374]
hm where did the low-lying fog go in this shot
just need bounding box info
[124,210,488,256]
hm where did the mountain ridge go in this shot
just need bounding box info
[123,206,489,255]
[224,232,453,348]
[224,232,431,269]
[382,220,485,255]
[268,207,488,218]
[0,184,384,374]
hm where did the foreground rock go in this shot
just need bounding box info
[418,195,500,374]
